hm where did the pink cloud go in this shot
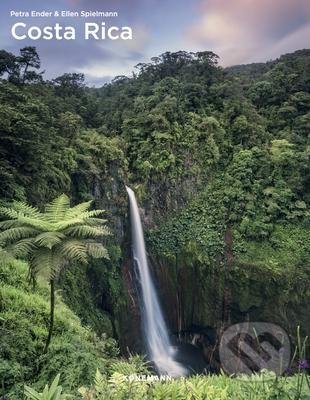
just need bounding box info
[188,0,310,65]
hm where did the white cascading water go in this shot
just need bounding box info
[126,186,186,377]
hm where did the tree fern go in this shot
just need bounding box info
[0,194,110,351]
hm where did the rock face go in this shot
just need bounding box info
[118,256,143,353]
[69,164,308,362]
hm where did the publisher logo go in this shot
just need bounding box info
[219,322,290,377]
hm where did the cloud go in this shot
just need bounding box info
[260,23,310,62]
[65,0,145,20]
[74,24,149,86]
[187,0,310,65]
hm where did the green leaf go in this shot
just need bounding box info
[86,242,109,259]
[45,194,70,222]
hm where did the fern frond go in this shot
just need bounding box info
[54,217,85,230]
[86,242,109,259]
[0,216,52,232]
[29,249,63,279]
[78,209,106,219]
[0,194,110,283]
[59,240,88,264]
[63,225,111,238]
[50,252,65,279]
[94,369,107,394]
[0,207,20,220]
[29,248,53,277]
[9,238,37,258]
[34,232,65,249]
[12,201,42,219]
[45,194,70,222]
[53,211,106,230]
[0,203,42,224]
[0,219,23,229]
[0,227,39,246]
[85,218,108,226]
[18,216,53,231]
[64,200,92,218]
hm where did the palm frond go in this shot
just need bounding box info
[0,227,39,246]
[44,194,70,222]
[63,225,111,238]
[86,242,110,259]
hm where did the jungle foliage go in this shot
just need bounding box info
[0,47,309,397]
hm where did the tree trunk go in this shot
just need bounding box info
[44,279,55,353]
[22,63,29,84]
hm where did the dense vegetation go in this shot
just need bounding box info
[26,369,310,400]
[0,46,309,398]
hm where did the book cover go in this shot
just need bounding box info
[0,1,309,399]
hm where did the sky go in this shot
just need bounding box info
[0,0,309,86]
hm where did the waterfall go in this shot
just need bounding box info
[126,186,186,377]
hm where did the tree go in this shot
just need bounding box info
[0,47,42,84]
[0,194,110,352]
[0,50,19,82]
[52,73,85,97]
[18,46,42,84]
